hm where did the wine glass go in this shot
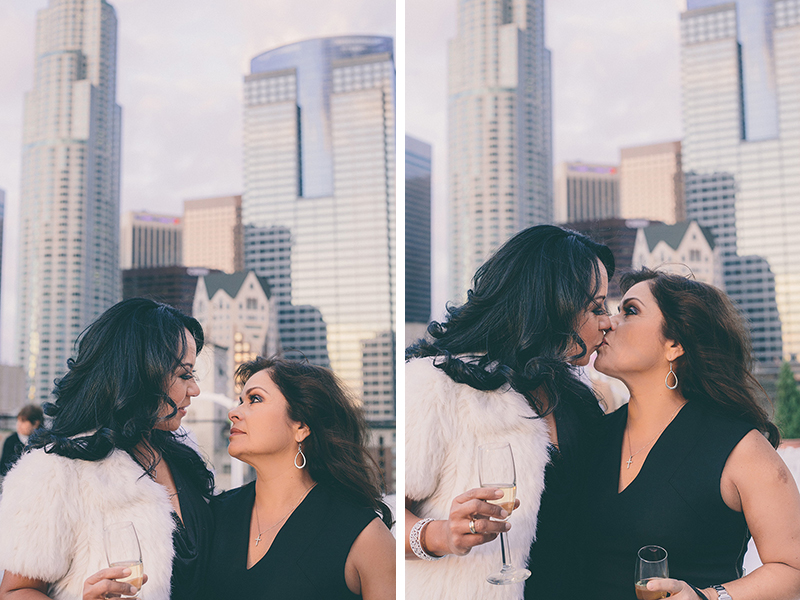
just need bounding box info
[635,545,669,600]
[478,442,531,584]
[103,521,144,599]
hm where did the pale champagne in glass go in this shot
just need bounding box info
[635,545,669,600]
[103,521,143,598]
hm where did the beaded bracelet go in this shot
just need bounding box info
[409,518,442,561]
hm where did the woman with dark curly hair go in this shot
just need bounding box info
[206,357,394,600]
[0,298,214,600]
[584,269,800,599]
[405,224,615,600]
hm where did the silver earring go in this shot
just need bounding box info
[665,361,679,390]
[294,443,307,469]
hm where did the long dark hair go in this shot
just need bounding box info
[28,298,215,497]
[235,357,393,528]
[620,269,780,448]
[407,224,615,417]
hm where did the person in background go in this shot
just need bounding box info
[0,404,44,476]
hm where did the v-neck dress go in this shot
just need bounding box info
[580,401,754,598]
[206,482,378,600]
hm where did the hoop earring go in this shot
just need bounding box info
[294,443,307,469]
[665,362,679,390]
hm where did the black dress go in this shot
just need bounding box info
[580,401,754,599]
[206,482,378,600]
[0,432,24,476]
[524,397,603,600]
[168,457,214,600]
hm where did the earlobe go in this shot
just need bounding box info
[666,341,685,362]
[295,423,310,443]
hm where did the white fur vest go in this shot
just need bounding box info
[0,448,176,600]
[405,357,552,600]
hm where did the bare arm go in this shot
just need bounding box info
[646,430,800,600]
[0,567,144,600]
[345,518,396,600]
[0,573,49,600]
[404,489,514,560]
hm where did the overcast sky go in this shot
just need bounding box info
[0,0,395,362]
[406,0,687,316]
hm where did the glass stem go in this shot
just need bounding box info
[500,530,512,570]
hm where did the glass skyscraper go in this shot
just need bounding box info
[18,0,121,401]
[681,0,800,356]
[405,135,432,327]
[448,0,552,301]
[242,36,395,416]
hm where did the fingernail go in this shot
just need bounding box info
[129,586,138,595]
[505,522,511,530]
[495,489,503,497]
[122,568,131,576]
[500,509,508,518]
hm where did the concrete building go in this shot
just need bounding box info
[632,221,720,286]
[17,0,122,401]
[183,195,243,274]
[241,36,395,418]
[555,162,619,223]
[619,141,684,223]
[193,271,279,399]
[680,0,800,356]
[448,0,552,302]
[405,135,432,329]
[120,211,182,269]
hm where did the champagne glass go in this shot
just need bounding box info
[635,545,669,600]
[478,442,531,584]
[103,521,144,599]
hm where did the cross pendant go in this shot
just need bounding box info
[255,534,261,546]
[626,456,633,469]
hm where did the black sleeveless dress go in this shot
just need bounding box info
[206,482,379,600]
[580,401,754,599]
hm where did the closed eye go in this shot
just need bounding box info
[623,305,638,316]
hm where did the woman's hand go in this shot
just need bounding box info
[405,488,519,559]
[642,578,710,600]
[82,567,148,600]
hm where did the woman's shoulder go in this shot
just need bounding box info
[211,480,255,512]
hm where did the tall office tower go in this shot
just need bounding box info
[619,141,685,223]
[183,195,243,274]
[0,189,5,322]
[681,0,800,355]
[122,266,220,316]
[120,211,182,269]
[685,171,784,363]
[18,0,122,401]
[405,135,432,343]
[242,36,395,413]
[554,162,619,224]
[448,0,552,301]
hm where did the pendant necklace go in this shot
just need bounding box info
[625,403,684,469]
[254,482,317,546]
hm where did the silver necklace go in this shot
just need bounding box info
[625,404,684,469]
[254,483,317,546]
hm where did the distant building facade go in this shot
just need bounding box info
[632,221,720,286]
[17,0,122,401]
[405,135,432,327]
[448,0,553,302]
[619,141,684,223]
[183,195,243,274]
[193,271,279,399]
[122,266,220,316]
[555,162,619,223]
[120,211,182,269]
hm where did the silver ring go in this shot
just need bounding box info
[469,518,477,534]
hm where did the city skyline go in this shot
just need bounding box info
[0,0,395,364]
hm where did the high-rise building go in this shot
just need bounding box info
[120,211,182,269]
[242,36,395,418]
[183,195,243,274]
[122,266,220,317]
[0,189,5,325]
[554,162,619,224]
[680,0,800,355]
[448,0,552,301]
[619,141,685,223]
[405,135,432,334]
[18,0,122,401]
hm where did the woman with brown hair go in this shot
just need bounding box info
[205,357,395,600]
[584,269,800,599]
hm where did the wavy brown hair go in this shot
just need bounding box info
[620,269,780,448]
[235,356,393,528]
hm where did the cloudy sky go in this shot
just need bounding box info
[406,0,687,316]
[0,0,395,362]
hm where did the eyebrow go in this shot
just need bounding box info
[618,297,641,311]
[242,386,268,396]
